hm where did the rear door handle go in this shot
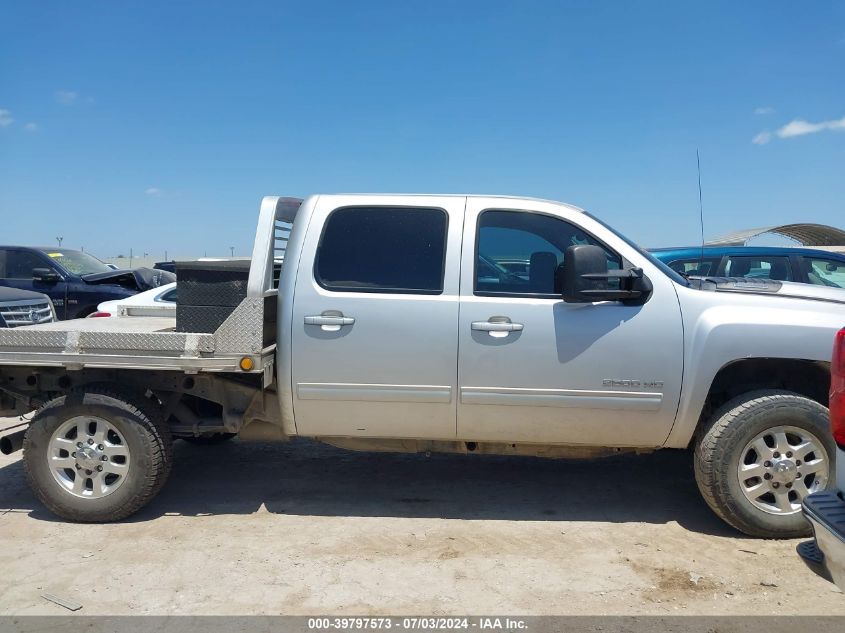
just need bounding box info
[471,318,524,333]
[304,315,355,326]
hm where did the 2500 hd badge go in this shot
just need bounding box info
[603,379,665,389]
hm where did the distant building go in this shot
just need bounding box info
[707,223,845,254]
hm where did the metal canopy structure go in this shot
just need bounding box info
[707,223,845,247]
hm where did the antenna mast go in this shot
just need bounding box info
[696,149,705,276]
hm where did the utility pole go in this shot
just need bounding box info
[230,246,235,257]
[56,236,63,248]
[130,248,133,268]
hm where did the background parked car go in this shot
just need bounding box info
[0,286,55,328]
[0,246,175,319]
[650,246,845,288]
[89,282,177,317]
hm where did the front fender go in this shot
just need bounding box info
[664,287,843,448]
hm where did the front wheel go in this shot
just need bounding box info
[694,389,835,538]
[22,386,173,522]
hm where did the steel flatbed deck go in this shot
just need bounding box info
[0,314,274,374]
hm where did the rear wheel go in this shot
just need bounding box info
[23,386,172,522]
[694,389,834,538]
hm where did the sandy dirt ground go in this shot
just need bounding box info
[0,416,842,616]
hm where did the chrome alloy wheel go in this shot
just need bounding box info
[47,416,131,499]
[738,425,829,515]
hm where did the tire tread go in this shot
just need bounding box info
[694,389,832,538]
[22,384,172,523]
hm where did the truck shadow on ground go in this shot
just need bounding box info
[0,439,735,536]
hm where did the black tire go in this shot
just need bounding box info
[694,389,836,538]
[181,433,237,445]
[22,385,173,522]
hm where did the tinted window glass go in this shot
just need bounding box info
[0,249,51,279]
[475,210,620,296]
[806,257,845,288]
[316,206,448,294]
[724,256,792,281]
[668,258,721,276]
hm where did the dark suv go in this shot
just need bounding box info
[0,247,175,320]
[0,286,55,328]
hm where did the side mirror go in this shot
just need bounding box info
[559,245,609,302]
[559,244,652,305]
[32,268,60,283]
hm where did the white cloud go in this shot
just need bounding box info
[752,114,845,144]
[55,90,79,105]
[752,131,772,145]
[145,187,162,196]
[24,122,38,132]
[778,116,845,138]
[754,106,775,115]
[0,109,13,127]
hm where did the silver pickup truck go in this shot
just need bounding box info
[0,194,842,537]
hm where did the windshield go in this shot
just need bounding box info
[40,249,113,276]
[584,213,690,286]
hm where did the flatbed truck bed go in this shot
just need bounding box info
[0,314,275,374]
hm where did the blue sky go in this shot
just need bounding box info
[1,1,843,259]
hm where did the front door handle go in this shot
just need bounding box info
[471,317,524,334]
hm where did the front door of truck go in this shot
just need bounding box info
[456,198,684,447]
[291,195,465,439]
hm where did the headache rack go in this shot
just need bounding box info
[0,196,302,377]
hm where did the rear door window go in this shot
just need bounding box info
[315,206,448,294]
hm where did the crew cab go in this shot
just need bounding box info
[0,194,841,538]
[0,246,175,319]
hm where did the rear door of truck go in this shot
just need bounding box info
[290,195,465,439]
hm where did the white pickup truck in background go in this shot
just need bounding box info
[0,194,841,538]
